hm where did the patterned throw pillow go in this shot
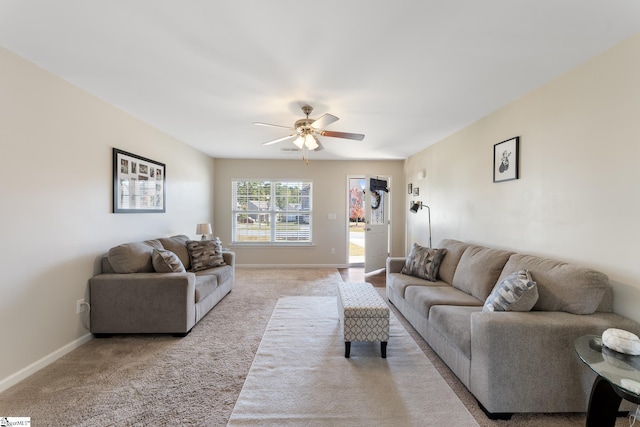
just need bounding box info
[483,269,538,312]
[401,243,447,282]
[186,238,226,272]
[152,249,186,273]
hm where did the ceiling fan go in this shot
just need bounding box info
[253,104,365,162]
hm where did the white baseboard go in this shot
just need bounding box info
[0,333,93,393]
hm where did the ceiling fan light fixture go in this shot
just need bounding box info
[255,104,365,163]
[293,136,305,149]
[304,134,318,150]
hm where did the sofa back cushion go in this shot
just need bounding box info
[452,246,514,301]
[437,239,474,285]
[107,239,163,273]
[158,235,191,270]
[498,254,610,314]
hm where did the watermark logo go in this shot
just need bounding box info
[0,418,31,426]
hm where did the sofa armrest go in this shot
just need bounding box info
[222,251,235,275]
[469,310,640,413]
[89,272,196,334]
[386,257,405,274]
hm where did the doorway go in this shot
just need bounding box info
[347,176,391,272]
[347,177,366,266]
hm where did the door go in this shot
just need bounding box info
[364,176,390,273]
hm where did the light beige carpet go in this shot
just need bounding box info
[227,296,479,426]
[0,268,343,426]
[0,268,617,426]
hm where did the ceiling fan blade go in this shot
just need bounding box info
[262,134,298,146]
[253,122,295,130]
[311,113,339,129]
[319,130,365,141]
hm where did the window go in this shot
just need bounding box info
[232,180,312,244]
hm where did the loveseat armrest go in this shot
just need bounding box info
[469,310,640,414]
[89,272,196,334]
[386,257,405,274]
[222,251,236,276]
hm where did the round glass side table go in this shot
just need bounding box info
[574,334,640,427]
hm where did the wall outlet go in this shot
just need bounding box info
[330,248,336,254]
[76,298,86,314]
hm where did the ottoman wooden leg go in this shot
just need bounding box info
[381,341,387,358]
[345,342,351,358]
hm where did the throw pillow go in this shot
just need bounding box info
[186,238,226,272]
[483,269,538,312]
[158,235,191,270]
[107,240,162,273]
[152,249,186,273]
[401,243,447,282]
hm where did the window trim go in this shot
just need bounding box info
[231,179,313,245]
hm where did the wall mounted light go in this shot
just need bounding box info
[409,201,432,248]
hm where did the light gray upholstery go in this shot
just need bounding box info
[386,272,444,298]
[158,235,191,270]
[90,237,235,335]
[386,239,640,415]
[437,239,473,284]
[405,285,482,316]
[107,240,163,273]
[499,254,610,314]
[452,246,514,301]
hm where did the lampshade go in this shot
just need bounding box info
[293,136,305,149]
[409,202,422,213]
[196,223,212,240]
[304,134,319,150]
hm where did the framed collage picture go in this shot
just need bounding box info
[113,148,166,213]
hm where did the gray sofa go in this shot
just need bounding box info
[90,235,235,336]
[386,239,640,417]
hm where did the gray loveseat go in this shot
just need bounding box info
[90,235,235,336]
[386,239,640,417]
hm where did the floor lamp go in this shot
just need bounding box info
[409,201,431,248]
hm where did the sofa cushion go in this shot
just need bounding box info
[387,272,446,299]
[194,274,218,303]
[437,239,474,285]
[186,239,226,272]
[107,240,163,273]
[158,235,191,270]
[405,285,483,319]
[429,305,481,359]
[498,254,610,315]
[452,246,514,301]
[152,249,186,273]
[195,264,234,284]
[401,243,447,281]
[483,270,538,312]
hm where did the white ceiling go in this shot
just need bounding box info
[2,1,640,161]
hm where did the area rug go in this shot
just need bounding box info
[227,296,479,427]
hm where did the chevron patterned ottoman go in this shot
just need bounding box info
[337,282,390,358]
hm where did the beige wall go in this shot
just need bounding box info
[405,33,640,323]
[4,28,638,392]
[0,47,216,389]
[214,159,405,266]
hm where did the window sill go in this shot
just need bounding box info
[230,242,315,248]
